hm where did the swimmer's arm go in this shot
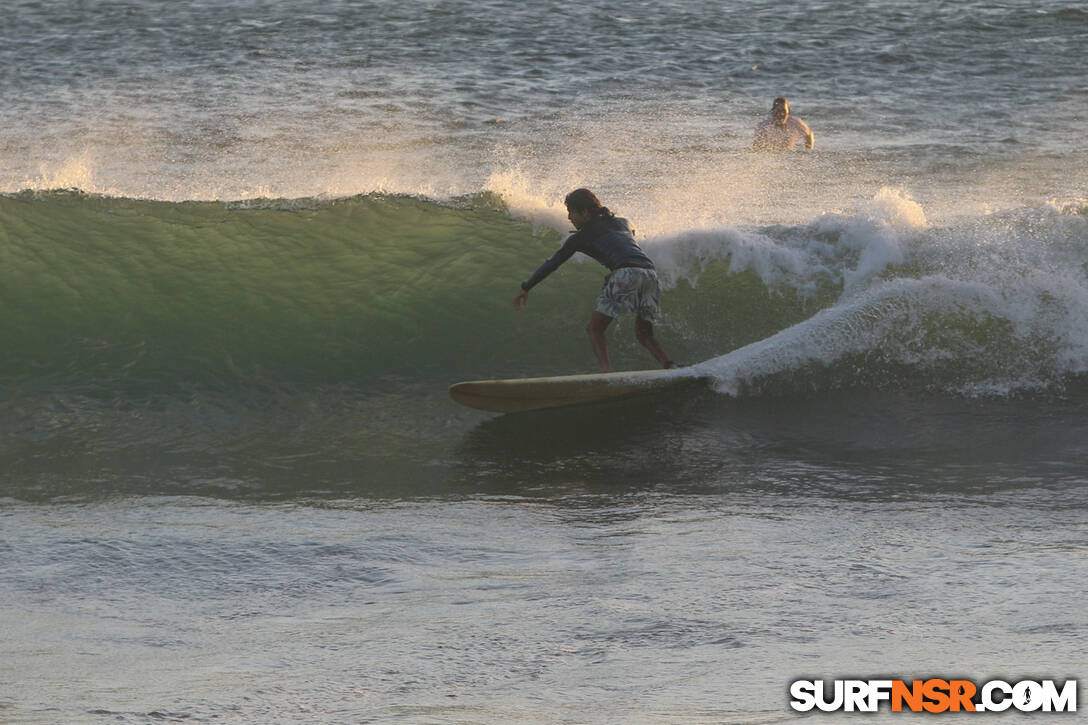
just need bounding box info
[797,118,814,149]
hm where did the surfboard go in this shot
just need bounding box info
[449,368,695,413]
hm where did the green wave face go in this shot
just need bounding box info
[0,192,561,386]
[2,191,1086,400]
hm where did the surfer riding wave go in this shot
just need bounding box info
[514,188,677,372]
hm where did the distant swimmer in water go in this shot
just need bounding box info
[513,188,677,373]
[753,97,814,151]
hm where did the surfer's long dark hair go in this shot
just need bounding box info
[564,188,615,219]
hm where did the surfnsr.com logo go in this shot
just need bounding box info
[789,679,1078,713]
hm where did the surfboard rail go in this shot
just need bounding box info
[449,369,694,413]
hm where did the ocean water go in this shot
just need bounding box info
[1,0,1086,722]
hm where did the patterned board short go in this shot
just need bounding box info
[595,267,662,321]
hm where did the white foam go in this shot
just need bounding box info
[639,188,928,296]
[643,188,1088,397]
[812,188,926,292]
[643,226,832,295]
[689,276,1003,395]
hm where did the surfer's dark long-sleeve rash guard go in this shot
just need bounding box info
[521,215,655,291]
